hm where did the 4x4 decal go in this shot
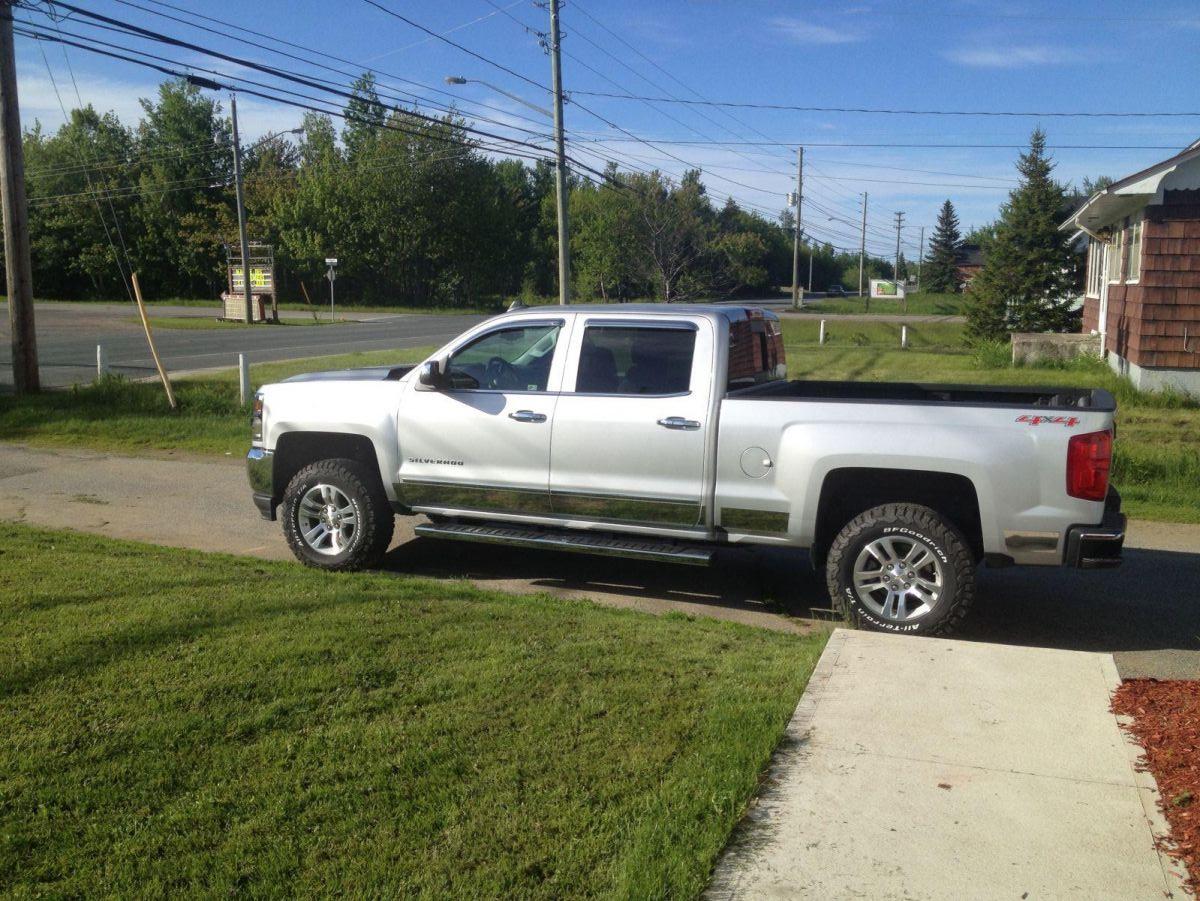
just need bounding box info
[1016,414,1080,427]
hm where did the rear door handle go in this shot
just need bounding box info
[509,409,547,423]
[657,416,701,430]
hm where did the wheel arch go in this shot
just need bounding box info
[271,431,384,504]
[811,467,984,566]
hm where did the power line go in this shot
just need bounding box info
[568,137,1185,151]
[13,16,560,158]
[14,24,634,196]
[567,89,1200,118]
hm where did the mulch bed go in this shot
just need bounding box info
[1111,679,1200,896]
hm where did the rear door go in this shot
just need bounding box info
[396,317,569,517]
[548,316,713,531]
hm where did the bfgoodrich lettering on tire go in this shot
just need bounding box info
[282,458,394,571]
[825,502,975,636]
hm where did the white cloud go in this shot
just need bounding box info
[770,17,863,45]
[945,44,1086,68]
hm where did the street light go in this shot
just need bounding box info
[445,73,569,305]
[444,75,552,119]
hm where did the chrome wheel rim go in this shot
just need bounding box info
[297,484,358,556]
[852,536,944,622]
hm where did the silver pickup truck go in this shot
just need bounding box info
[247,304,1124,635]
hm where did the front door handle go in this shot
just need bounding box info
[509,409,547,423]
[657,416,701,431]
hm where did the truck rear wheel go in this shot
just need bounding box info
[825,503,974,636]
[282,458,395,571]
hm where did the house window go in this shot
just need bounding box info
[1085,239,1104,298]
[1126,214,1142,282]
[1106,227,1123,283]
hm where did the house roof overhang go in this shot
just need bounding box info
[1061,141,1200,237]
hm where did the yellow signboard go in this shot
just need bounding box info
[231,266,273,291]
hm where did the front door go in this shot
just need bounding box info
[549,317,712,531]
[396,318,567,517]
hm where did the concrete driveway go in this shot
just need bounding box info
[0,301,486,389]
[1,442,1197,678]
[708,630,1189,899]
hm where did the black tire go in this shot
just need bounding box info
[825,503,975,636]
[281,458,394,571]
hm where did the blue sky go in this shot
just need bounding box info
[14,0,1200,259]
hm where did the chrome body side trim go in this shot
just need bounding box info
[719,507,790,535]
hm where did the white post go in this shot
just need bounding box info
[901,325,908,349]
[96,343,107,378]
[238,353,250,406]
[819,319,826,345]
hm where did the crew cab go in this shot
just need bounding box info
[247,304,1124,635]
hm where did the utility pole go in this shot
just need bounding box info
[917,225,925,292]
[230,93,253,323]
[0,2,38,393]
[858,192,868,308]
[547,0,570,305]
[791,146,803,309]
[807,250,813,292]
[894,210,906,312]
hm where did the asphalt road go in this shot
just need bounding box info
[0,301,488,389]
[2,442,1197,679]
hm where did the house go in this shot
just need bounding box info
[1063,139,1200,393]
[954,243,985,287]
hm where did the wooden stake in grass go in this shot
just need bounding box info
[299,280,318,323]
[130,272,177,411]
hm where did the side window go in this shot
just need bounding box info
[575,325,696,395]
[446,323,560,391]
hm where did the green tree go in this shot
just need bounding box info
[130,79,232,297]
[23,107,136,297]
[924,199,962,294]
[966,129,1078,341]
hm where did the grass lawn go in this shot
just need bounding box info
[0,525,825,897]
[129,316,355,330]
[0,347,437,456]
[793,291,968,316]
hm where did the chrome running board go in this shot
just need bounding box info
[414,520,715,566]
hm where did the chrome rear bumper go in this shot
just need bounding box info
[1064,487,1124,568]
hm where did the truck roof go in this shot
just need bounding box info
[504,303,778,323]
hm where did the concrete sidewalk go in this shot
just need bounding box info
[709,629,1188,899]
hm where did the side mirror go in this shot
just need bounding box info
[417,360,444,389]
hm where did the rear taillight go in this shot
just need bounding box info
[1066,430,1112,501]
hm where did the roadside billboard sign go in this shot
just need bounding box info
[870,279,905,300]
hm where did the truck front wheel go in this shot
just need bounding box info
[825,503,975,636]
[282,458,395,571]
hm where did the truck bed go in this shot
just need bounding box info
[731,379,1115,411]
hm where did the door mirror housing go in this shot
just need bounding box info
[417,359,445,390]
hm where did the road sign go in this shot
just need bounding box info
[325,257,338,265]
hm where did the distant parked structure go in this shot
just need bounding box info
[1063,139,1200,394]
[954,243,985,288]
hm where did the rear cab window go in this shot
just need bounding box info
[574,323,697,395]
[727,311,786,393]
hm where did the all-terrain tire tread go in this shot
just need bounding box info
[825,502,975,636]
[281,458,394,571]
